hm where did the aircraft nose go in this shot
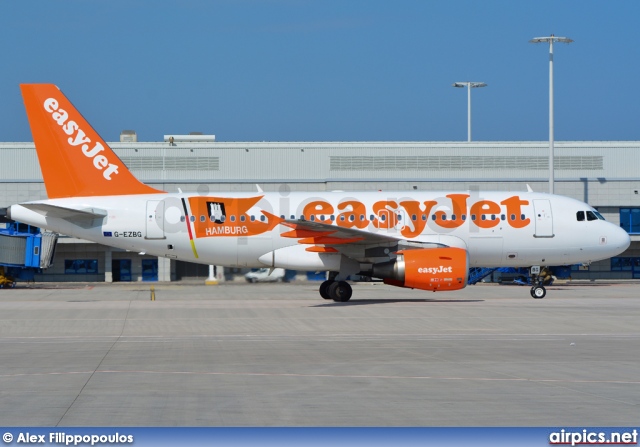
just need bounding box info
[609,224,631,254]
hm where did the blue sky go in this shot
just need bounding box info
[2,0,640,142]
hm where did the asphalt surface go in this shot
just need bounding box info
[0,280,639,426]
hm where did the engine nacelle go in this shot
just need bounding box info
[372,247,469,292]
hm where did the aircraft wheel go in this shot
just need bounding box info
[319,280,334,300]
[532,285,546,299]
[329,281,352,302]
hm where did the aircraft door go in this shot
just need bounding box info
[146,200,166,239]
[533,199,553,237]
[395,210,406,231]
[377,208,392,231]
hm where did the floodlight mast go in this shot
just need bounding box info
[452,82,487,142]
[529,35,573,194]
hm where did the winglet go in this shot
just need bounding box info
[20,84,164,198]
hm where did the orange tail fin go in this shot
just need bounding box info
[20,84,164,198]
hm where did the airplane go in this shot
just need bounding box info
[7,84,631,301]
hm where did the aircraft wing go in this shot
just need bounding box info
[264,212,448,264]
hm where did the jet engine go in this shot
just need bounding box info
[371,247,469,292]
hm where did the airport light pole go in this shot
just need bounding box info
[452,82,487,142]
[529,34,573,194]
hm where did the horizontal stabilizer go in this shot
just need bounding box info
[20,203,107,229]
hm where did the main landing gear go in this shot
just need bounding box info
[319,279,353,302]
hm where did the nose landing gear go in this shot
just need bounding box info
[530,285,546,299]
[529,265,553,299]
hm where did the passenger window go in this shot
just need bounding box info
[260,215,265,222]
[431,214,436,221]
[180,216,185,223]
[421,214,426,221]
[230,215,236,222]
[340,215,345,221]
[200,216,205,222]
[586,211,598,221]
[501,214,505,221]
[461,215,466,221]
[251,215,255,222]
[412,214,417,221]
[451,214,456,221]
[349,215,355,221]
[397,214,402,221]
[290,215,295,220]
[577,211,585,221]
[510,214,516,221]
[471,215,476,221]
[481,215,486,221]
[360,215,365,221]
[441,215,446,221]
[190,216,195,222]
[520,214,525,220]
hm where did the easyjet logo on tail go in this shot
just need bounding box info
[43,98,119,180]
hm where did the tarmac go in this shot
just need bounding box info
[0,280,639,427]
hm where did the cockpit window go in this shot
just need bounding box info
[577,211,585,221]
[586,211,598,221]
[594,211,605,220]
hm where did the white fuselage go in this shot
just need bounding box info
[9,190,631,271]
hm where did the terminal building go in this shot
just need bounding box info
[1,134,639,282]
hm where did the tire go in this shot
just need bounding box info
[532,286,546,299]
[319,280,334,299]
[329,281,352,302]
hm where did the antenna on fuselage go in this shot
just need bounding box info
[526,184,534,193]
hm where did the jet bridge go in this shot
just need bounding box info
[0,210,58,284]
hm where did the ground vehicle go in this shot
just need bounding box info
[0,266,16,288]
[245,268,285,283]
